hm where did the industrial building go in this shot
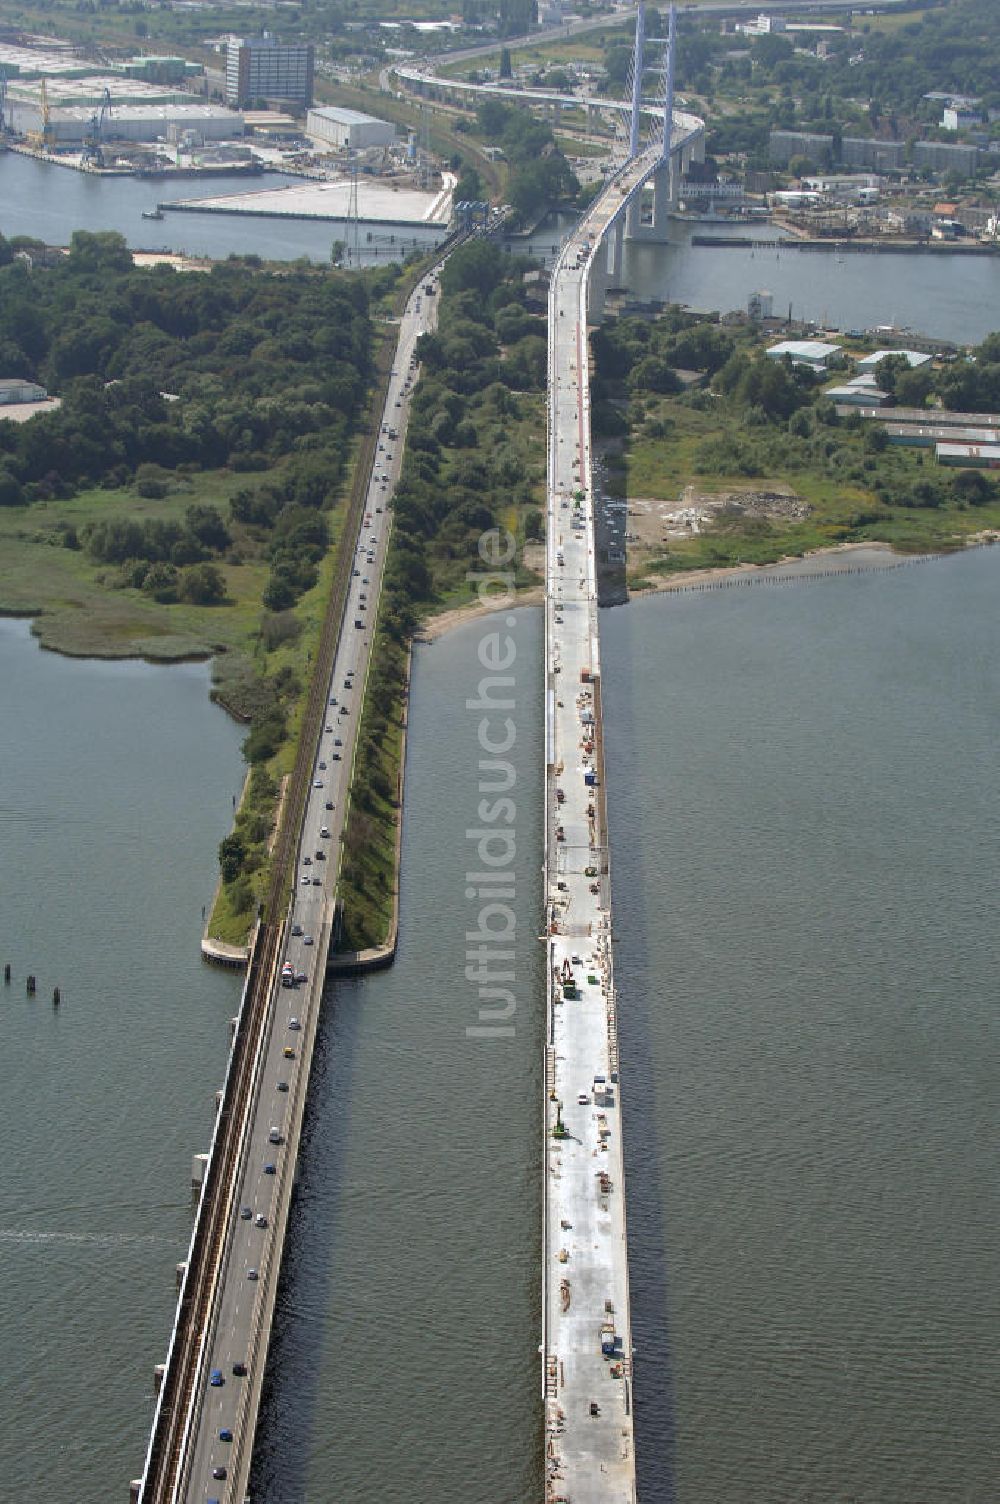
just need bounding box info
[305,106,396,151]
[767,339,842,370]
[119,55,204,85]
[840,137,905,172]
[0,41,92,80]
[936,442,1000,467]
[225,36,314,109]
[3,68,243,146]
[884,423,998,448]
[826,375,891,408]
[768,129,834,166]
[856,349,933,373]
[914,140,980,175]
[5,76,243,144]
[849,406,1000,429]
[0,378,48,405]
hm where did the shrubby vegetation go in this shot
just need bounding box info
[384,238,545,613]
[0,229,384,940]
[0,229,375,627]
[596,310,1000,574]
[335,240,546,948]
[470,99,580,223]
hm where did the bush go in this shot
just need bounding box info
[180,562,226,605]
[141,561,178,602]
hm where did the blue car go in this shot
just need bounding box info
[219,1429,233,1443]
[209,1369,224,1387]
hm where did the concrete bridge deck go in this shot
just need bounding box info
[134,266,444,1504]
[542,125,701,1502]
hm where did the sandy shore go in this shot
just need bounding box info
[417,584,544,641]
[415,537,997,644]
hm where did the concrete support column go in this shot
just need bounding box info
[652,159,673,231]
[606,216,625,282]
[587,256,608,323]
[626,192,644,240]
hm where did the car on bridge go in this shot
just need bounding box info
[209,1369,224,1387]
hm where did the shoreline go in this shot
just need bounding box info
[415,536,998,643]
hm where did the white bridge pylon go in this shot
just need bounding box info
[611,0,682,245]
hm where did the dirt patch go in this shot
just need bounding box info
[625,484,809,548]
[523,541,546,577]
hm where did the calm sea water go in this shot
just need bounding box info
[623,219,1000,344]
[0,619,243,1504]
[2,153,997,339]
[0,152,446,265]
[602,546,1000,1502]
[252,548,1000,1504]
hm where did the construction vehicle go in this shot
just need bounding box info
[81,87,112,168]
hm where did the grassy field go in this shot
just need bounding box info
[618,390,1000,582]
[0,471,267,661]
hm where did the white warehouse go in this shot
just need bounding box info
[306,106,396,150]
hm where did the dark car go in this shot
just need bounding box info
[232,1361,247,1377]
[264,1162,276,1175]
[239,1206,252,1221]
[212,1467,227,1481]
[219,1429,233,1443]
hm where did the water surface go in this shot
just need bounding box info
[602,547,1000,1502]
[252,607,545,1504]
[0,619,243,1503]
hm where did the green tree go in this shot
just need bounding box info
[219,832,246,883]
[180,562,226,604]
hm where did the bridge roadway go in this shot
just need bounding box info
[135,269,442,1504]
[542,135,697,1503]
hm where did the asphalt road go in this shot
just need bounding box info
[179,270,442,1504]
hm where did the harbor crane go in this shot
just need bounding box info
[81,86,113,168]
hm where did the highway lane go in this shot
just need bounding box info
[541,140,702,1504]
[543,210,637,1504]
[175,269,443,1504]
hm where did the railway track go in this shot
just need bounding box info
[141,917,280,1500]
[138,325,399,1504]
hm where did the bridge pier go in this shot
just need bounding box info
[588,213,626,321]
[625,157,674,243]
